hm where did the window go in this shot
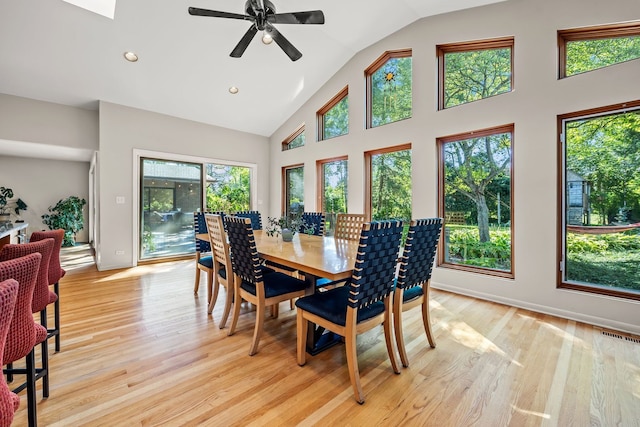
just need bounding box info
[317,87,348,141]
[438,125,514,277]
[140,158,202,260]
[283,164,304,217]
[559,22,640,78]
[365,144,412,222]
[559,101,640,300]
[437,37,514,110]
[206,163,251,212]
[317,157,348,235]
[366,49,412,128]
[282,124,305,151]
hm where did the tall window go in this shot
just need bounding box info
[140,158,202,260]
[283,165,304,217]
[437,37,514,110]
[559,101,640,300]
[206,163,251,212]
[282,124,305,151]
[366,49,412,128]
[365,144,412,222]
[317,157,348,235]
[317,87,349,141]
[559,22,640,78]
[438,125,514,277]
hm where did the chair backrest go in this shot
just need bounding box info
[0,238,55,313]
[301,212,325,236]
[225,216,264,286]
[205,214,231,273]
[30,229,65,284]
[234,211,262,230]
[0,278,19,423]
[0,253,41,364]
[334,213,365,240]
[397,218,443,291]
[193,212,211,253]
[348,220,403,310]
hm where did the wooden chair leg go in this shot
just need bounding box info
[271,303,279,319]
[296,310,308,366]
[193,267,201,294]
[207,275,219,315]
[25,349,38,427]
[394,291,410,367]
[218,284,233,329]
[345,332,364,404]
[422,289,436,348]
[383,305,400,374]
[248,302,265,356]
[228,285,242,336]
[53,281,61,352]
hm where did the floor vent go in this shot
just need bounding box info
[601,330,640,344]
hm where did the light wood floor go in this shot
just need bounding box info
[9,258,640,426]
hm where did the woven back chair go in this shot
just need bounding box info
[394,218,443,367]
[204,214,234,327]
[225,216,306,355]
[300,212,325,236]
[295,220,403,403]
[29,229,65,352]
[193,212,213,299]
[234,210,262,230]
[334,213,365,240]
[0,279,20,426]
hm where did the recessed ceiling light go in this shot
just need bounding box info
[229,86,239,94]
[124,52,138,62]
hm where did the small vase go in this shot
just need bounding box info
[281,228,293,242]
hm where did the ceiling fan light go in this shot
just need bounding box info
[229,86,239,94]
[262,32,273,45]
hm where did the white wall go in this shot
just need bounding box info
[97,101,270,270]
[269,0,640,334]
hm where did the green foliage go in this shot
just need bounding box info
[323,160,348,214]
[14,198,28,216]
[371,56,412,127]
[566,36,640,76]
[323,96,349,139]
[446,226,511,270]
[207,165,251,212]
[0,187,13,214]
[285,166,304,216]
[265,213,310,237]
[444,47,512,108]
[42,196,87,247]
[286,133,305,150]
[371,149,411,221]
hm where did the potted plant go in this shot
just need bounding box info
[265,213,309,242]
[0,187,14,223]
[42,196,87,247]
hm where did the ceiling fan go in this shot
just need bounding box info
[188,0,325,62]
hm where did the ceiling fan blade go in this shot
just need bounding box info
[230,25,258,58]
[188,7,250,21]
[269,10,325,25]
[265,23,302,61]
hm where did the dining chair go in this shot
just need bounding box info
[300,212,325,236]
[29,229,65,352]
[0,279,20,427]
[0,253,47,427]
[193,212,214,300]
[334,213,365,240]
[295,220,403,404]
[394,218,443,367]
[234,211,262,230]
[204,214,234,327]
[0,238,55,400]
[225,216,307,356]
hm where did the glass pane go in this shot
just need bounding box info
[370,149,411,221]
[140,159,201,259]
[286,132,305,150]
[206,163,251,212]
[323,96,349,139]
[444,48,512,108]
[285,166,304,217]
[322,160,348,235]
[442,132,512,272]
[371,57,412,127]
[566,36,640,76]
[564,110,640,293]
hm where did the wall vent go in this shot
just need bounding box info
[601,330,640,344]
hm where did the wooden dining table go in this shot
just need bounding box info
[196,229,360,353]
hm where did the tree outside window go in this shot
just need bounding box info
[317,157,348,234]
[206,164,251,212]
[366,145,412,222]
[284,165,304,217]
[317,87,348,140]
[366,49,412,128]
[282,124,305,151]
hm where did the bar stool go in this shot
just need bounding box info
[0,278,20,427]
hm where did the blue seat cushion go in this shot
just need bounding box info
[198,255,213,269]
[240,271,306,299]
[295,286,385,326]
[402,285,423,303]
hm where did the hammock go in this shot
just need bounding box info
[567,222,640,235]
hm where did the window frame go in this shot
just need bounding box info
[364,143,412,222]
[365,48,413,129]
[557,99,640,301]
[316,156,348,211]
[282,163,304,216]
[558,21,640,79]
[437,124,515,278]
[317,86,349,141]
[437,37,515,111]
[281,123,305,151]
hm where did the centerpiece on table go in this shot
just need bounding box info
[265,213,314,242]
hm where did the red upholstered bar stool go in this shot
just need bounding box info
[0,238,55,400]
[0,279,20,427]
[29,229,65,352]
[0,253,47,427]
